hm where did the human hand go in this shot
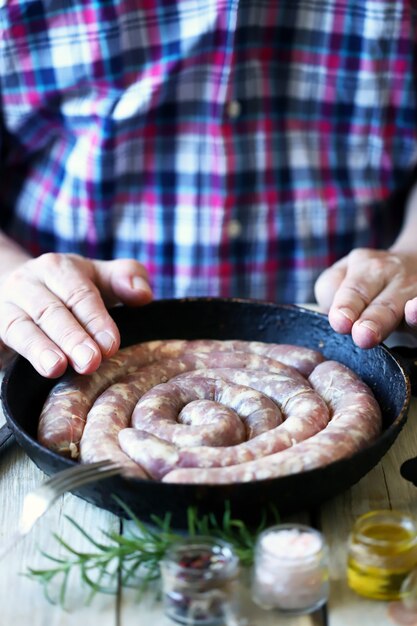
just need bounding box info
[0,253,153,377]
[314,248,417,348]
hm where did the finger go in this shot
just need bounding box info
[405,298,417,327]
[0,302,68,378]
[350,290,404,348]
[92,259,153,307]
[37,275,121,368]
[2,291,105,375]
[314,261,347,312]
[327,252,389,335]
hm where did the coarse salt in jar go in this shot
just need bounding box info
[251,523,329,614]
[347,510,417,601]
[160,536,240,625]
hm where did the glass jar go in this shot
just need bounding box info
[160,536,240,625]
[251,523,329,614]
[347,510,417,600]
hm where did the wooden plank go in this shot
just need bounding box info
[0,447,119,625]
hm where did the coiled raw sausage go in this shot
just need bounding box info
[37,340,381,485]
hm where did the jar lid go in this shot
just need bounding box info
[161,535,239,580]
[256,523,326,562]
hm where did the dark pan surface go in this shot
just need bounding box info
[1,298,411,528]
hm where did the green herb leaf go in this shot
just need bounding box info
[25,501,279,606]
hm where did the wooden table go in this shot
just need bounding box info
[1,387,417,625]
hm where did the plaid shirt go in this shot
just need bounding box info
[0,1,416,302]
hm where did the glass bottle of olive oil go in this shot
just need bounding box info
[347,510,417,600]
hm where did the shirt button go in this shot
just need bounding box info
[227,219,242,239]
[226,100,241,119]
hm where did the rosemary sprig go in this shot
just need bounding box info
[26,500,279,606]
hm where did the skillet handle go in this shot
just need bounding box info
[400,457,417,485]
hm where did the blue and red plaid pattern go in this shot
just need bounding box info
[0,1,416,302]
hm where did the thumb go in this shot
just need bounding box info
[92,259,153,307]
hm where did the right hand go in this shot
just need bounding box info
[314,247,417,348]
[0,253,153,378]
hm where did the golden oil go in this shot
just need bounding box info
[347,510,417,600]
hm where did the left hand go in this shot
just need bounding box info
[314,248,417,348]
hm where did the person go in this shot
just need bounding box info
[1,1,417,379]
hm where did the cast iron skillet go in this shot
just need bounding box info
[0,298,414,528]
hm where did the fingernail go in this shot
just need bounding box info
[72,343,95,369]
[337,307,355,322]
[96,330,116,354]
[130,276,152,296]
[40,349,62,374]
[358,319,379,335]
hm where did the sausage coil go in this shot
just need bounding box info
[37,340,381,484]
